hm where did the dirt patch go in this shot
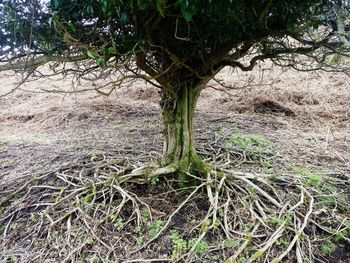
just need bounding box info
[252,99,295,116]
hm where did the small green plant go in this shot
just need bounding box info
[223,239,240,248]
[238,257,248,263]
[10,256,18,263]
[102,258,118,263]
[268,213,292,227]
[141,208,150,224]
[149,177,160,186]
[334,222,350,243]
[306,174,322,187]
[106,112,113,119]
[86,238,94,245]
[284,213,293,226]
[31,179,39,186]
[0,146,6,153]
[170,231,209,260]
[170,231,187,260]
[10,223,22,230]
[114,218,124,231]
[269,217,284,226]
[30,214,39,222]
[243,223,255,229]
[303,134,314,141]
[90,153,98,161]
[322,183,337,194]
[212,219,221,230]
[319,195,336,208]
[136,235,145,245]
[294,167,323,187]
[261,159,272,170]
[228,133,271,152]
[3,159,15,167]
[188,238,208,255]
[133,226,142,234]
[92,254,100,263]
[149,220,165,238]
[320,239,335,254]
[325,53,343,65]
[275,238,289,247]
[227,133,276,167]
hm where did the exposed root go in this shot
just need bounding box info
[129,163,178,179]
[0,156,349,262]
[173,168,348,262]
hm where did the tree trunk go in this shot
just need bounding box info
[160,83,207,174]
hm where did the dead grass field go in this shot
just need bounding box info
[0,65,349,262]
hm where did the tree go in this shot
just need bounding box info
[1,0,350,177]
[2,3,350,262]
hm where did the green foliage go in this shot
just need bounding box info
[268,217,284,226]
[141,208,150,224]
[133,225,142,234]
[275,238,290,247]
[227,133,276,167]
[149,177,160,186]
[319,221,350,255]
[92,254,100,263]
[170,231,188,260]
[136,235,145,245]
[228,133,270,151]
[30,214,39,222]
[268,213,293,227]
[10,256,18,263]
[250,249,264,261]
[325,53,343,65]
[31,179,39,186]
[261,159,272,170]
[333,220,350,243]
[223,239,240,248]
[149,219,165,238]
[1,0,345,80]
[320,239,335,254]
[227,258,248,263]
[169,230,209,260]
[294,167,323,187]
[188,238,208,255]
[243,223,255,230]
[114,218,124,231]
[294,168,349,210]
[86,238,94,245]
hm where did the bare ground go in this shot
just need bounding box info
[0,66,349,262]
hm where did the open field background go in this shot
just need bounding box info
[0,65,349,262]
[1,65,349,180]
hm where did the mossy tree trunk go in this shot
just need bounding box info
[160,82,208,174]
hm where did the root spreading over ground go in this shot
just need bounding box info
[1,141,349,262]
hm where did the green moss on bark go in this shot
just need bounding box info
[161,83,209,181]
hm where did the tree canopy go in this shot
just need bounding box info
[1,1,350,77]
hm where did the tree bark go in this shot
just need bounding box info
[160,83,207,174]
